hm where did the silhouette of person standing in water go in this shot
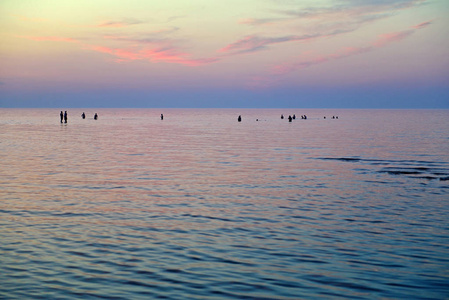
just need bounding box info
[64,111,67,123]
[238,115,242,122]
[60,111,63,123]
[161,113,164,120]
[81,112,85,119]
[94,113,98,120]
[288,115,292,122]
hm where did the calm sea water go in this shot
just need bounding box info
[1,108,448,299]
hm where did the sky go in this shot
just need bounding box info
[1,0,448,108]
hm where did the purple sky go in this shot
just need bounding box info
[1,0,448,108]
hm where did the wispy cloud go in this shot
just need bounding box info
[238,17,283,26]
[166,15,186,23]
[250,21,432,87]
[97,18,145,28]
[103,27,181,45]
[413,20,432,29]
[275,0,427,20]
[220,34,311,54]
[220,28,354,55]
[241,0,427,29]
[230,0,428,57]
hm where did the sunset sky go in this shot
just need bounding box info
[1,0,448,108]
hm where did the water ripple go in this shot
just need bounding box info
[1,109,449,299]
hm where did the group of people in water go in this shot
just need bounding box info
[280,114,308,122]
[238,114,339,122]
[60,111,338,123]
[60,111,98,123]
[59,111,68,123]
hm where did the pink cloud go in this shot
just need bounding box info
[373,30,414,47]
[90,46,142,61]
[373,20,431,47]
[16,33,216,67]
[90,45,218,66]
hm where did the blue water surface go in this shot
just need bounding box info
[1,109,448,299]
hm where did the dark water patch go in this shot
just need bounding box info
[52,212,95,217]
[293,257,329,264]
[364,220,386,224]
[347,259,405,269]
[315,156,449,181]
[316,156,449,167]
[417,176,439,180]
[219,280,277,293]
[164,268,185,274]
[137,177,168,181]
[306,274,384,293]
[42,172,60,176]
[317,157,362,162]
[280,175,298,178]
[118,279,159,289]
[318,290,362,299]
[386,282,422,289]
[197,214,240,222]
[0,209,24,215]
[379,168,448,181]
[66,250,95,259]
[380,169,423,175]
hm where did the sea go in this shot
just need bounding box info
[1,108,448,299]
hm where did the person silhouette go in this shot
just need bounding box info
[60,111,63,123]
[238,115,242,122]
[94,113,98,120]
[81,112,85,119]
[161,113,164,120]
[281,114,284,119]
[64,111,67,123]
[288,115,292,122]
